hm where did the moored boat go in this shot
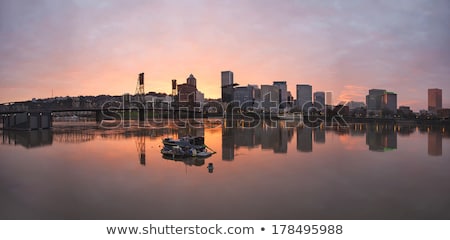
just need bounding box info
[162,136,205,151]
[161,136,215,158]
[161,145,188,157]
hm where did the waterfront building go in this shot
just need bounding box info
[398,106,413,117]
[347,101,366,110]
[383,92,397,114]
[234,86,253,103]
[296,84,312,112]
[287,91,294,107]
[366,89,397,116]
[221,71,234,103]
[366,89,386,116]
[186,74,196,87]
[313,91,325,110]
[261,85,280,112]
[249,84,261,108]
[177,74,199,108]
[196,90,204,105]
[273,81,287,108]
[233,86,255,109]
[428,88,442,114]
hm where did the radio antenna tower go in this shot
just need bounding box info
[135,72,145,104]
[171,79,177,96]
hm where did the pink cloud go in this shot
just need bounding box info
[0,0,449,111]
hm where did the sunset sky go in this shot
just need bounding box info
[1,0,449,111]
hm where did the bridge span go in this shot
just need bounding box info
[0,106,204,130]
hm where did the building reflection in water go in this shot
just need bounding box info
[350,123,366,137]
[220,121,449,158]
[297,127,313,152]
[1,127,182,166]
[1,130,53,148]
[313,128,325,144]
[396,124,415,136]
[162,155,206,167]
[222,127,235,161]
[221,120,294,160]
[428,128,443,156]
[177,124,204,140]
[366,123,397,152]
[3,122,448,164]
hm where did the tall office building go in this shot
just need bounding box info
[366,89,385,110]
[221,71,233,87]
[296,84,312,111]
[261,85,280,112]
[314,91,325,110]
[233,86,255,109]
[428,88,442,114]
[366,89,398,116]
[273,81,287,108]
[248,84,261,105]
[287,91,294,106]
[221,71,234,103]
[366,89,386,116]
[383,92,397,114]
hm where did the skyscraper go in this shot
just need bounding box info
[221,71,233,87]
[261,85,280,112]
[296,84,312,111]
[273,81,287,108]
[221,71,234,103]
[366,89,386,116]
[428,88,442,114]
[313,91,325,110]
[383,92,397,114]
[233,86,255,109]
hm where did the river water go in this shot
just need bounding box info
[1,120,449,219]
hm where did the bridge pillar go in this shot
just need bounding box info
[95,110,103,123]
[2,112,52,131]
[139,109,145,122]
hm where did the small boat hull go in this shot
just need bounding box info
[161,136,213,159]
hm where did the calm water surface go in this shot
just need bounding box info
[1,120,449,219]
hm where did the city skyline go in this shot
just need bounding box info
[1,0,449,111]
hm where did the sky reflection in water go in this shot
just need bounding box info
[0,121,449,220]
